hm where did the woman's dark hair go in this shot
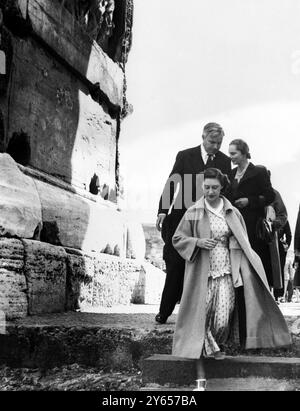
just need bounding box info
[229,138,251,159]
[204,168,230,190]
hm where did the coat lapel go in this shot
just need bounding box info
[235,162,256,185]
[189,146,205,173]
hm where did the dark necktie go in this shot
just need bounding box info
[205,154,215,168]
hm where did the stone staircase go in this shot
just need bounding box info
[0,304,299,391]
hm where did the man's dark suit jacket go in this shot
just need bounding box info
[157,145,231,260]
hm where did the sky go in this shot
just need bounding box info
[120,0,300,234]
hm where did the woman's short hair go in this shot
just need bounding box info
[204,168,230,189]
[229,138,251,159]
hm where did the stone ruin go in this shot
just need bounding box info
[0,0,165,320]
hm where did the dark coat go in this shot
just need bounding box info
[172,196,291,359]
[158,145,231,260]
[294,205,300,260]
[227,163,275,285]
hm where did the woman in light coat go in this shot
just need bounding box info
[172,168,291,391]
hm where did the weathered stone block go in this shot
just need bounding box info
[66,249,142,309]
[34,179,127,255]
[93,254,141,307]
[131,262,166,305]
[0,154,42,238]
[66,249,166,309]
[6,36,118,190]
[23,240,67,315]
[27,0,124,107]
[65,248,95,311]
[143,224,165,270]
[0,238,28,320]
[126,219,146,260]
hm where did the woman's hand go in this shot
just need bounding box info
[197,238,218,250]
[234,197,249,209]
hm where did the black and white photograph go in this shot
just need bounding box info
[0,0,299,395]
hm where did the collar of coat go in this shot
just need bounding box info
[230,162,266,184]
[194,195,233,213]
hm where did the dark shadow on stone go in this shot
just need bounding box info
[103,244,113,255]
[89,173,100,195]
[113,244,120,256]
[40,221,62,246]
[100,183,109,200]
[6,131,31,166]
[32,222,42,241]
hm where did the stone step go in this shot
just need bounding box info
[142,354,300,386]
[141,377,300,391]
[0,311,299,370]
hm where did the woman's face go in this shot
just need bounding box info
[203,178,222,203]
[229,144,247,165]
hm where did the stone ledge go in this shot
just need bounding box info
[142,354,300,385]
[0,312,299,371]
[0,236,161,319]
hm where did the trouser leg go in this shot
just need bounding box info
[158,254,185,318]
[274,245,287,300]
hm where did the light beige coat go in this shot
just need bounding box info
[172,196,291,359]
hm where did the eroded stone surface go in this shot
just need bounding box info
[66,249,146,309]
[126,219,146,260]
[131,262,166,305]
[0,238,27,320]
[35,179,127,255]
[143,224,165,270]
[65,249,94,311]
[23,240,67,315]
[0,154,42,238]
[93,254,141,307]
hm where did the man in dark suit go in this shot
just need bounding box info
[155,122,232,324]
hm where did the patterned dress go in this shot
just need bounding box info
[203,206,235,357]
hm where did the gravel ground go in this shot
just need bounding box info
[0,364,143,391]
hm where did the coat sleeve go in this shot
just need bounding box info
[247,167,275,209]
[172,210,200,262]
[158,151,184,215]
[272,191,288,231]
[282,221,292,248]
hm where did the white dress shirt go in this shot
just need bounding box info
[200,145,215,165]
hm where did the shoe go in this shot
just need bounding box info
[155,314,167,324]
[213,351,225,360]
[193,378,207,391]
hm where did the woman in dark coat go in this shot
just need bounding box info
[227,139,275,287]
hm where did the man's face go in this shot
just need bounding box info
[202,133,223,155]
